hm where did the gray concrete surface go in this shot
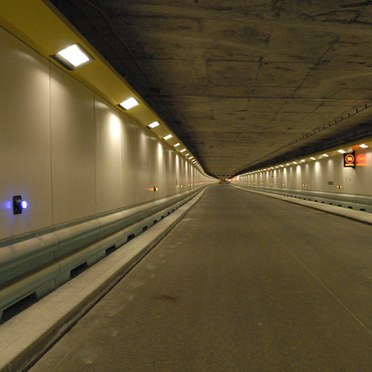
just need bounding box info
[30,184,372,371]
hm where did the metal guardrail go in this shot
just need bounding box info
[233,186,372,213]
[0,188,203,321]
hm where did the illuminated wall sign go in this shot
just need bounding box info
[356,153,368,167]
[343,152,356,168]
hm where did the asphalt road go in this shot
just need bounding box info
[31,185,372,371]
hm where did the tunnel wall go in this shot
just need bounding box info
[0,27,212,241]
[234,149,371,197]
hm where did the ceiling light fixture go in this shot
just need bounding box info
[360,143,368,148]
[163,134,173,141]
[323,154,329,157]
[173,143,180,148]
[119,97,139,110]
[147,121,160,129]
[54,44,93,69]
[180,148,186,153]
[338,149,346,154]
[310,157,316,160]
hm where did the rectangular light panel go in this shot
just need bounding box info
[55,44,93,69]
[148,121,160,129]
[163,134,173,140]
[119,97,139,110]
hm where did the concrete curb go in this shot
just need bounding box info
[233,185,372,225]
[0,189,206,372]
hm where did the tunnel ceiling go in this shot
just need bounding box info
[48,0,372,177]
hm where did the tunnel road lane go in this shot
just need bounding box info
[31,184,372,371]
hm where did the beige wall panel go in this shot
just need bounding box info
[0,28,52,240]
[143,136,160,202]
[95,100,123,213]
[121,119,142,206]
[356,150,372,195]
[50,65,96,224]
[164,148,176,196]
[239,148,372,197]
[155,142,166,196]
[137,132,152,202]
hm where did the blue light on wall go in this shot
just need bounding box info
[13,195,29,215]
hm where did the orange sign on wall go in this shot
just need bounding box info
[356,153,368,167]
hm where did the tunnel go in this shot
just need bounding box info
[0,1,372,371]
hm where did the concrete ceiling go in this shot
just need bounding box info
[49,0,372,177]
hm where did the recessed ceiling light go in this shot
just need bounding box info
[360,143,368,148]
[323,154,329,157]
[310,157,316,160]
[293,161,298,165]
[163,134,173,140]
[147,121,160,129]
[119,97,139,110]
[54,44,93,69]
[338,149,346,154]
[180,148,186,153]
[173,143,180,148]
[300,159,305,163]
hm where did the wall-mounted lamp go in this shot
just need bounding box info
[13,195,28,215]
[147,186,159,192]
[53,44,93,70]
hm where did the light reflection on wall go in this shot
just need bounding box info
[175,154,179,170]
[157,142,163,162]
[109,114,121,143]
